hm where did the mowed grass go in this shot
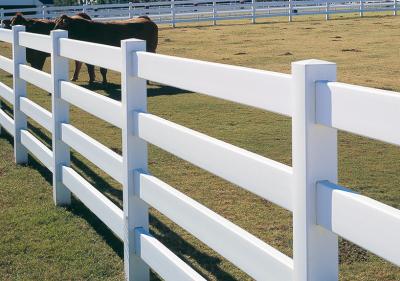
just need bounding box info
[0,13,400,280]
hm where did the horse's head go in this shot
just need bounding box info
[2,19,11,29]
[54,14,72,31]
[10,13,28,27]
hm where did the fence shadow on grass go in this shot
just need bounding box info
[1,107,236,281]
[70,154,123,208]
[80,81,189,101]
[150,214,238,281]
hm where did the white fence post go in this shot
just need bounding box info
[51,30,71,206]
[129,2,133,18]
[292,60,339,281]
[252,0,256,24]
[325,2,330,20]
[83,3,87,13]
[213,0,217,25]
[42,6,46,19]
[12,25,28,164]
[288,0,293,22]
[171,0,176,28]
[359,0,364,17]
[0,8,4,28]
[121,39,150,281]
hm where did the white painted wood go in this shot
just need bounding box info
[0,81,13,105]
[19,32,51,54]
[292,60,338,281]
[136,52,292,116]
[0,108,14,136]
[51,30,71,206]
[252,0,256,23]
[136,112,293,211]
[121,39,149,281]
[317,180,400,266]
[12,25,28,164]
[20,129,53,172]
[60,81,123,128]
[139,172,294,281]
[316,81,400,146]
[19,64,52,93]
[0,28,12,43]
[59,38,122,72]
[0,56,13,74]
[61,123,124,184]
[20,97,52,132]
[135,227,206,281]
[62,166,124,240]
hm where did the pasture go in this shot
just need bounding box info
[0,14,400,280]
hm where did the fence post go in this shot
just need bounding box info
[129,2,133,18]
[288,0,292,22]
[83,3,87,13]
[359,0,364,17]
[121,38,149,281]
[0,8,4,28]
[394,0,397,16]
[325,2,330,20]
[50,30,71,206]
[12,25,28,164]
[42,6,46,19]
[213,0,217,25]
[292,60,339,281]
[251,0,256,24]
[171,0,176,28]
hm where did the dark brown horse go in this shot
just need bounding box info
[9,13,96,83]
[54,15,158,84]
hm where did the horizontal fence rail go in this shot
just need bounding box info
[317,180,400,266]
[61,123,124,184]
[59,39,122,72]
[19,32,52,54]
[0,25,399,281]
[316,81,400,146]
[135,227,207,281]
[19,64,52,93]
[136,52,293,116]
[19,97,52,132]
[138,172,294,280]
[20,129,53,171]
[0,56,13,74]
[60,81,123,128]
[136,112,293,210]
[62,166,124,240]
[0,81,13,105]
[0,108,14,136]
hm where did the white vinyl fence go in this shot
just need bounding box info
[0,0,398,27]
[0,25,400,280]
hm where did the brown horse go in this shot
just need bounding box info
[54,15,158,84]
[9,13,96,83]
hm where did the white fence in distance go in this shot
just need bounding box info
[0,26,399,280]
[0,0,398,27]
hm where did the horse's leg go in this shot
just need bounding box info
[86,63,95,84]
[72,61,82,81]
[100,67,108,84]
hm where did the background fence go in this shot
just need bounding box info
[0,0,398,27]
[0,25,400,280]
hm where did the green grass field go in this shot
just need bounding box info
[1,13,400,280]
